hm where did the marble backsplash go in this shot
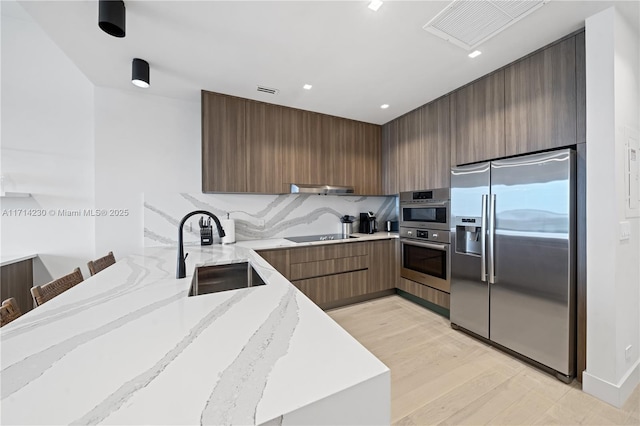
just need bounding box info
[144,193,398,246]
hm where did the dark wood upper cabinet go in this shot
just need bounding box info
[576,32,586,145]
[202,91,382,195]
[453,70,505,165]
[382,120,399,195]
[320,117,382,195]
[396,109,422,192]
[363,122,383,195]
[321,114,350,187]
[245,100,283,194]
[421,95,451,189]
[202,92,247,192]
[281,108,323,193]
[505,37,577,156]
[382,94,451,193]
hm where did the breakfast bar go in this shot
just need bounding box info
[0,244,390,425]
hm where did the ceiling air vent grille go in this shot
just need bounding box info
[423,0,548,50]
[257,85,279,95]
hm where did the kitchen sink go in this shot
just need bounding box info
[189,262,265,296]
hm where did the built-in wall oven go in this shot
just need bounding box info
[400,189,451,293]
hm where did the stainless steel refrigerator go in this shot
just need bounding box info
[450,149,575,381]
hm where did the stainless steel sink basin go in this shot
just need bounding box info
[189,262,265,296]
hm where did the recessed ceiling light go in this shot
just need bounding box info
[380,104,389,109]
[468,50,482,58]
[368,0,383,12]
[303,84,313,90]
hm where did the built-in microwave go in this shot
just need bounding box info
[399,188,450,230]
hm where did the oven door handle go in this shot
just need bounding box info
[401,240,448,252]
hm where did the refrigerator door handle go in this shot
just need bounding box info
[481,194,488,282]
[488,193,496,284]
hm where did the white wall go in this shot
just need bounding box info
[584,6,640,407]
[0,1,95,283]
[93,87,201,258]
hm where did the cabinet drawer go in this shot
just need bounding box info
[289,242,368,263]
[292,270,369,306]
[290,255,368,281]
[396,277,450,309]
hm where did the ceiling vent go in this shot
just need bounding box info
[257,85,279,95]
[423,0,548,50]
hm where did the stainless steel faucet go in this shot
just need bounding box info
[176,210,225,279]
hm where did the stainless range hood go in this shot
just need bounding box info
[290,184,355,195]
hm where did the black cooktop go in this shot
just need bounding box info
[285,234,358,243]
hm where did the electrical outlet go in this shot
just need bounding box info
[620,221,631,241]
[626,345,633,360]
[255,219,265,227]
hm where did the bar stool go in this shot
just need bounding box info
[1,298,22,327]
[31,267,84,307]
[87,251,116,276]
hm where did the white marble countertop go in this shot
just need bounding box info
[0,253,37,267]
[0,241,390,425]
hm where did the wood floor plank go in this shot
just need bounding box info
[438,375,531,425]
[511,366,572,401]
[391,358,490,423]
[621,385,640,418]
[327,295,638,426]
[487,389,556,425]
[399,368,512,425]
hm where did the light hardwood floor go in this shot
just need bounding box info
[328,295,640,425]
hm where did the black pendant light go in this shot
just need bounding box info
[98,0,126,38]
[132,58,150,88]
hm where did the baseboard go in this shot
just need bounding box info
[583,358,640,407]
[396,289,450,319]
[320,289,395,311]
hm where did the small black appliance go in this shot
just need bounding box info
[359,212,377,234]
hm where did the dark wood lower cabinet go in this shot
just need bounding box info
[292,270,369,309]
[257,239,397,310]
[1,259,34,315]
[257,249,291,279]
[396,277,450,309]
[368,239,398,292]
[290,256,369,281]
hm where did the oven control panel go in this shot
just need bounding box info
[400,227,450,244]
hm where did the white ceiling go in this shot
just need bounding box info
[8,1,640,125]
